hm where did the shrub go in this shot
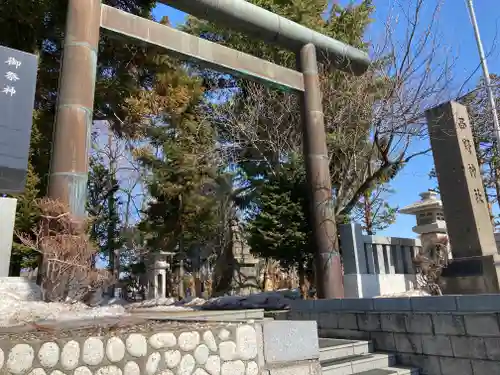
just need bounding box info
[17,198,110,302]
[413,236,451,295]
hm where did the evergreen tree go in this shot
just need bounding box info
[87,153,123,268]
[9,162,41,275]
[136,58,217,261]
[246,156,313,275]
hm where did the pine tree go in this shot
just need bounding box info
[87,153,123,268]
[136,58,217,263]
[9,162,41,275]
[246,155,312,271]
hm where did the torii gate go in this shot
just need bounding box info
[49,0,370,298]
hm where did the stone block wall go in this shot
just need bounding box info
[0,318,320,375]
[276,295,500,375]
[338,223,421,298]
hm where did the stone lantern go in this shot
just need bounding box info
[399,190,448,251]
[145,251,175,299]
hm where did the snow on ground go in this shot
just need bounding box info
[0,300,128,327]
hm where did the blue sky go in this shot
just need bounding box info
[151,0,500,239]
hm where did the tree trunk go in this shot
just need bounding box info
[363,191,373,235]
[107,130,119,296]
[262,259,268,291]
[178,194,185,299]
[298,260,307,300]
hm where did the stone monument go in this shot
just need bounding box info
[426,101,500,293]
[230,223,261,296]
[0,45,38,195]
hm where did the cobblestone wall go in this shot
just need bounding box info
[277,295,500,375]
[0,318,321,375]
[0,323,260,375]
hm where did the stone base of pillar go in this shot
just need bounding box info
[441,254,500,294]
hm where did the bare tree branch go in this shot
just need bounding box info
[16,198,111,302]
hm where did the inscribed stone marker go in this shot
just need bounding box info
[426,101,497,258]
[426,101,500,294]
[0,45,38,194]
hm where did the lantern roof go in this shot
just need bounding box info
[399,190,443,215]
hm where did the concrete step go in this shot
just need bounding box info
[319,338,372,362]
[321,353,397,375]
[319,337,420,375]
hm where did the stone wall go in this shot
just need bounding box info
[343,274,417,298]
[339,223,421,298]
[275,295,500,375]
[0,317,321,375]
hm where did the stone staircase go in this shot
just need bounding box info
[319,338,419,375]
